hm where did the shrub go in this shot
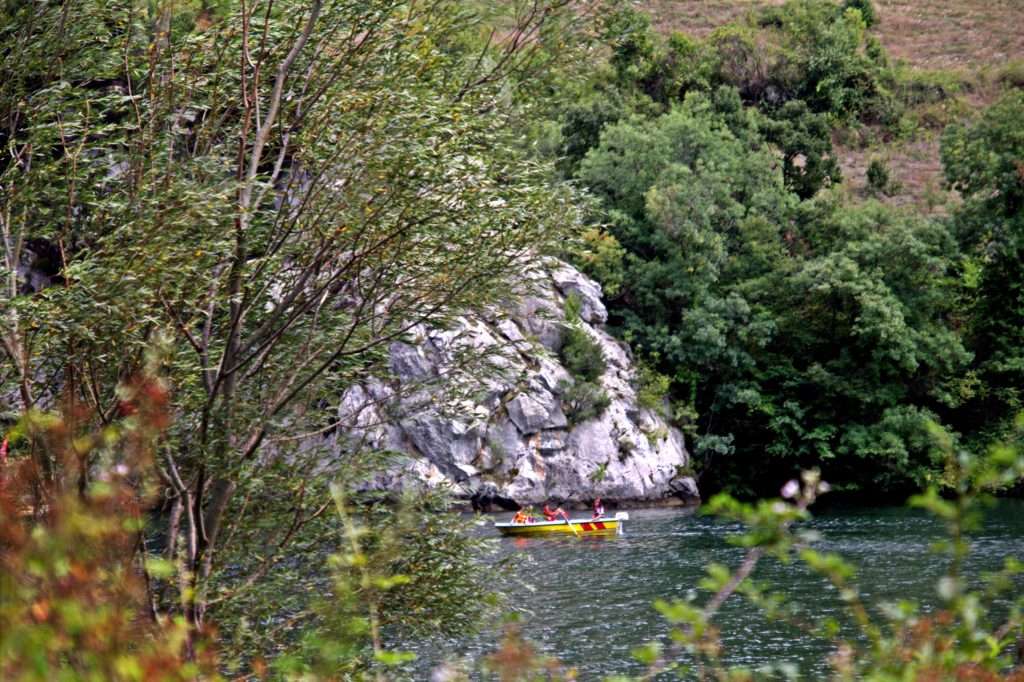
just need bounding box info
[636,364,671,412]
[560,303,607,383]
[843,0,877,28]
[866,157,899,196]
[761,98,842,198]
[602,6,657,87]
[0,379,218,681]
[560,379,612,425]
[997,60,1024,90]
[574,228,626,298]
[557,96,626,177]
[759,0,887,120]
[706,26,775,103]
[896,68,963,107]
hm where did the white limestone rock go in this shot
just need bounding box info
[506,388,568,434]
[322,260,699,508]
[551,263,608,325]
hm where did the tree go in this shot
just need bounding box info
[943,91,1024,444]
[761,99,842,199]
[578,87,790,368]
[1,0,590,652]
[577,84,968,494]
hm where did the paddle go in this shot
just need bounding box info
[562,510,579,537]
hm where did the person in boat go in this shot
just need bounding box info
[542,502,567,522]
[592,497,605,519]
[512,507,537,524]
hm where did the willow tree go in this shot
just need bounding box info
[1,0,597,642]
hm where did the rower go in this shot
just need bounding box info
[543,502,567,522]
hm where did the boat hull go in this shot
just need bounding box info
[494,518,620,536]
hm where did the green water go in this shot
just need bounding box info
[415,501,1024,678]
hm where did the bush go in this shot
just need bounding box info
[761,98,842,198]
[559,312,607,384]
[573,228,626,298]
[602,6,657,87]
[895,68,963,107]
[706,26,775,103]
[637,364,671,412]
[557,96,626,177]
[560,379,612,425]
[760,0,887,120]
[866,157,899,196]
[0,379,219,681]
[997,60,1024,90]
[843,0,877,28]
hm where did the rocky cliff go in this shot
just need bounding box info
[328,260,699,510]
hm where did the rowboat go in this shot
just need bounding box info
[494,512,629,536]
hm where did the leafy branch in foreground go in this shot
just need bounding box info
[0,362,220,681]
[626,421,1024,681]
[271,485,501,679]
[0,361,498,680]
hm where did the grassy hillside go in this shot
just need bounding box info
[642,0,1024,210]
[645,0,1024,71]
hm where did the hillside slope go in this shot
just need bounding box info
[642,0,1024,210]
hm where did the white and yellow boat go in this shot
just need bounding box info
[494,512,629,537]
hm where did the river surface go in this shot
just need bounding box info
[410,501,1024,678]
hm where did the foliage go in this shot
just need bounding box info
[998,60,1024,90]
[622,427,1024,681]
[552,3,962,496]
[761,99,843,199]
[866,158,900,196]
[270,486,496,679]
[603,5,660,92]
[590,0,896,123]
[0,367,496,680]
[558,291,610,425]
[0,369,219,681]
[362,495,498,639]
[842,0,878,28]
[560,379,611,426]
[560,325,607,385]
[578,79,970,493]
[574,228,627,298]
[942,91,1024,445]
[556,95,629,178]
[548,4,1024,497]
[636,363,671,413]
[0,0,593,661]
[560,291,607,382]
[579,87,790,327]
[757,0,888,121]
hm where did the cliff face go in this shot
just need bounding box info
[329,260,699,510]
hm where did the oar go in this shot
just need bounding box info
[562,510,579,537]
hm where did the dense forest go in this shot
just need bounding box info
[551,0,1024,497]
[1,0,1022,679]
